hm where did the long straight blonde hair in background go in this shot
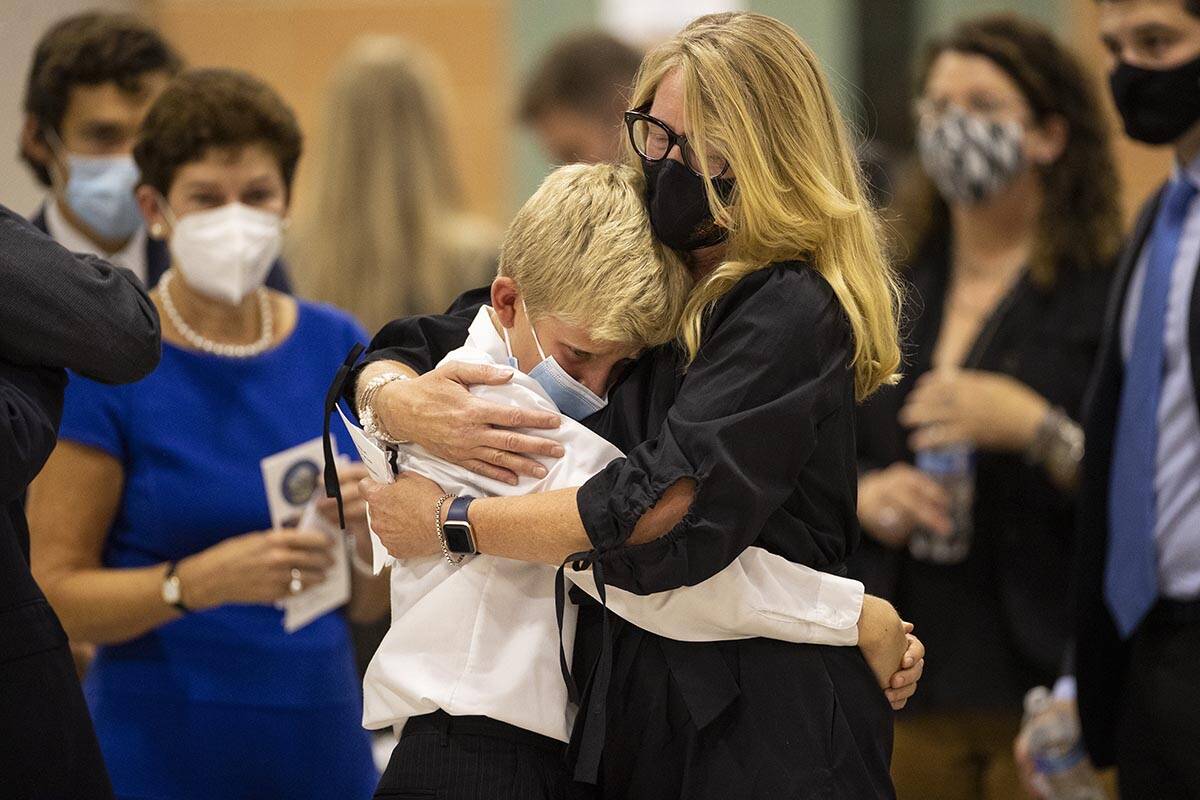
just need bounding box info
[291,36,497,333]
[630,12,901,400]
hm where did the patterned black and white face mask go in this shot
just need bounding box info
[917,107,1025,205]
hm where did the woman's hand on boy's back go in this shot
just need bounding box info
[357,472,446,561]
[373,360,565,485]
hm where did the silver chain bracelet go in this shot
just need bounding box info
[434,492,466,566]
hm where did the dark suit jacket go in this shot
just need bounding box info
[29,206,293,293]
[1073,186,1200,767]
[0,202,161,663]
[1,203,159,799]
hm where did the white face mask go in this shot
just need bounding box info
[166,202,283,304]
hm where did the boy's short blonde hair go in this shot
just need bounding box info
[498,163,690,350]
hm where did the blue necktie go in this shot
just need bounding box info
[1106,175,1198,639]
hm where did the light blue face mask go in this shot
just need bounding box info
[48,130,143,241]
[63,153,144,241]
[504,303,609,421]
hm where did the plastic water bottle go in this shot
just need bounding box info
[908,443,974,564]
[1021,687,1106,800]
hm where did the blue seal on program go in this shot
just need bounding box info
[282,459,320,506]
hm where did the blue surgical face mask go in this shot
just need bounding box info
[48,130,143,242]
[503,302,609,421]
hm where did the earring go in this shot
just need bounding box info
[150,223,165,238]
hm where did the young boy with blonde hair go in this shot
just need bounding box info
[358,163,911,799]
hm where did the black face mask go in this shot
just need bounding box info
[643,158,735,251]
[1110,54,1200,145]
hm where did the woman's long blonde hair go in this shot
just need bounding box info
[631,13,901,400]
[292,36,497,332]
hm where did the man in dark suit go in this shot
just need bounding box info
[18,11,291,292]
[1061,2,1200,797]
[0,203,161,797]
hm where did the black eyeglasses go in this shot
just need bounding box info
[623,108,730,179]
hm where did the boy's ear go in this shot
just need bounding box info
[491,276,520,328]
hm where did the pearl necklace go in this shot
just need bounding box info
[159,270,275,358]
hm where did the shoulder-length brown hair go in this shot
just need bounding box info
[895,14,1122,284]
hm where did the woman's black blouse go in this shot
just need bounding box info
[851,235,1114,711]
[578,263,860,592]
[352,262,861,592]
[353,263,900,793]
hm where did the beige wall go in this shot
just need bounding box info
[1,2,1180,230]
[145,0,511,224]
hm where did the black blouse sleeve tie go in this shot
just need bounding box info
[323,342,365,530]
[555,551,612,784]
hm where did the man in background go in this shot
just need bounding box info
[19,12,179,287]
[1019,1,1200,797]
[18,11,291,292]
[518,30,642,165]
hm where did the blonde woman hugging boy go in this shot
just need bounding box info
[354,163,923,799]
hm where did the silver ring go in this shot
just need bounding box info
[289,568,303,595]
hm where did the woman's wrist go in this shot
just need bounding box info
[434,492,467,566]
[175,553,214,611]
[1005,391,1051,452]
[361,374,410,445]
[354,361,398,414]
[1025,405,1084,489]
[464,491,591,566]
[373,379,412,444]
[354,360,418,441]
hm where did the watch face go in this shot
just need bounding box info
[444,522,475,555]
[163,576,181,604]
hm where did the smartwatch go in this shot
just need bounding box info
[443,495,478,556]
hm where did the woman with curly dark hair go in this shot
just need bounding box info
[851,14,1122,798]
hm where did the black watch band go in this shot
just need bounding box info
[443,495,478,555]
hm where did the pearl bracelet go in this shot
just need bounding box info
[358,371,409,445]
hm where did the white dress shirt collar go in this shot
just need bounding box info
[465,305,513,366]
